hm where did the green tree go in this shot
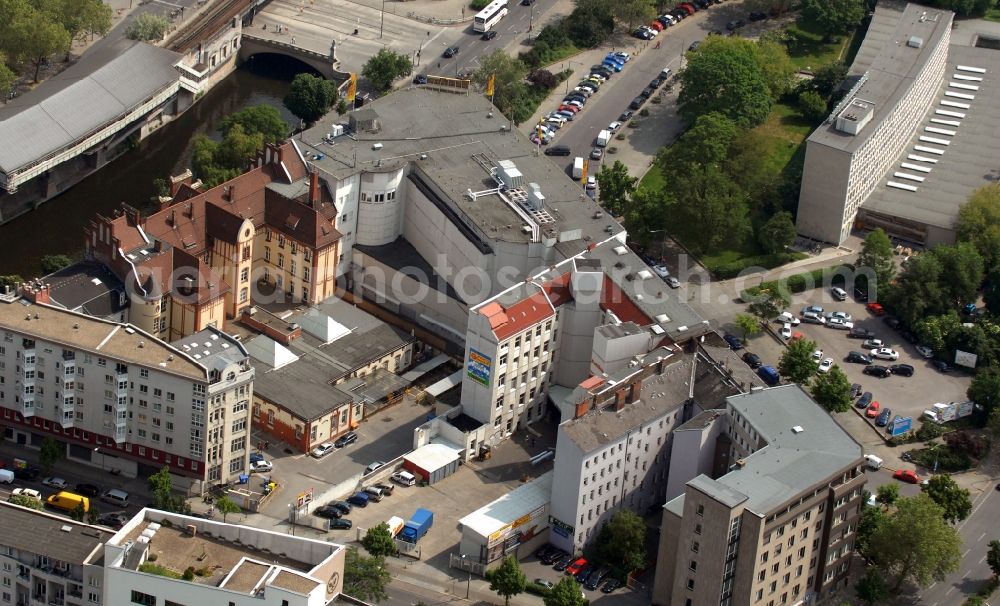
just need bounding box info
[735,313,762,340]
[876,484,899,508]
[755,37,796,99]
[670,111,740,167]
[36,0,111,42]
[957,183,1000,268]
[221,104,288,143]
[543,577,586,606]
[747,288,790,325]
[970,368,1000,417]
[86,506,100,525]
[758,211,796,254]
[914,313,962,355]
[612,0,654,28]
[855,568,890,606]
[489,556,526,606]
[922,474,972,524]
[11,9,71,81]
[595,510,647,573]
[8,494,43,510]
[565,0,614,48]
[361,522,397,557]
[857,228,895,299]
[39,437,63,474]
[283,73,339,125]
[595,160,637,216]
[40,254,71,274]
[869,494,962,590]
[856,505,887,563]
[191,118,271,188]
[986,267,1000,316]
[362,48,413,93]
[665,165,751,252]
[801,0,865,37]
[807,62,849,98]
[797,89,828,122]
[124,13,169,41]
[148,466,191,514]
[888,253,946,328]
[0,59,15,97]
[622,186,671,244]
[472,50,529,123]
[678,36,773,127]
[988,540,1000,580]
[70,501,86,522]
[215,495,242,523]
[932,242,984,310]
[343,547,390,603]
[810,365,852,413]
[0,275,24,289]
[778,338,818,384]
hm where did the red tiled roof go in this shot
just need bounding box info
[263,189,342,250]
[579,375,605,390]
[601,275,652,325]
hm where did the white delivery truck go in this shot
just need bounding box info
[572,157,584,179]
[864,454,883,470]
[596,129,611,147]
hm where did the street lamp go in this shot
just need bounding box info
[94,447,104,472]
[379,0,385,38]
[460,555,471,598]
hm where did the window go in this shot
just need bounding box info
[264,247,271,262]
[686,579,695,590]
[241,267,249,283]
[691,541,699,553]
[689,561,697,572]
[277,254,284,269]
[130,591,155,606]
[694,524,702,535]
[696,504,704,516]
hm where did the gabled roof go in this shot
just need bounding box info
[263,188,342,249]
[244,336,299,370]
[297,309,351,344]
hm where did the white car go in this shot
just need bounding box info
[818,358,834,373]
[776,312,800,326]
[666,277,680,289]
[825,311,853,322]
[42,477,67,489]
[250,460,273,473]
[565,99,584,109]
[612,51,631,62]
[573,86,593,97]
[608,121,622,132]
[870,347,900,361]
[311,443,335,458]
[652,264,670,279]
[586,176,596,190]
[780,323,792,339]
[364,461,386,475]
[826,318,854,330]
[812,350,824,363]
[916,345,934,358]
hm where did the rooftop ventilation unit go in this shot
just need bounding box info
[497,160,523,190]
[907,36,924,48]
[792,425,804,434]
[526,183,545,210]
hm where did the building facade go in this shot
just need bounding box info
[0,285,253,487]
[653,385,866,606]
[796,3,952,245]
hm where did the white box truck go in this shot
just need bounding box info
[572,157,584,179]
[596,129,611,147]
[864,454,883,470]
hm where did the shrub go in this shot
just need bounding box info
[528,69,558,89]
[607,146,618,154]
[470,0,490,9]
[615,133,625,140]
[182,567,195,581]
[524,581,553,597]
[639,108,650,117]
[651,96,662,104]
[945,431,990,460]
[915,422,946,442]
[628,120,639,128]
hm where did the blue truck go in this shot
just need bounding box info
[399,508,433,543]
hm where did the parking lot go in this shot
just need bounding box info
[735,287,972,436]
[254,394,432,519]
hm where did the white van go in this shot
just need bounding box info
[572,157,585,179]
[0,469,13,484]
[101,488,130,508]
[391,470,416,486]
[864,454,883,470]
[831,286,847,301]
[596,129,611,147]
[922,410,940,424]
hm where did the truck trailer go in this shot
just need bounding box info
[400,508,434,543]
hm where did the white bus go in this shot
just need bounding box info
[474,0,508,32]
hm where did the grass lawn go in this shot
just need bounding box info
[750,101,814,177]
[638,163,665,192]
[783,17,853,71]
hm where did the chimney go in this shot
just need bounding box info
[574,397,592,419]
[308,170,319,206]
[627,379,642,404]
[169,169,193,196]
[130,208,142,227]
[615,389,627,412]
[23,282,51,305]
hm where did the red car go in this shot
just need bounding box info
[893,469,922,484]
[648,20,665,31]
[565,557,588,576]
[558,104,580,114]
[866,303,885,316]
[866,401,880,418]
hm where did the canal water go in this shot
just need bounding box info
[0,57,301,278]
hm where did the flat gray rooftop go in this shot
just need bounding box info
[863,43,1000,230]
[0,503,106,563]
[250,346,354,420]
[44,262,127,319]
[807,3,953,154]
[0,39,181,176]
[297,89,625,246]
[707,385,863,515]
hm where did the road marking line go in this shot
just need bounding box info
[963,569,973,579]
[981,555,988,564]
[980,532,987,542]
[963,549,971,557]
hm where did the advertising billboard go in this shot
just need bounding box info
[889,416,913,437]
[467,348,492,386]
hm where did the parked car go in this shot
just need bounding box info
[619,110,634,122]
[329,500,352,515]
[314,505,343,519]
[565,558,588,576]
[364,461,385,475]
[776,311,800,326]
[443,46,459,58]
[748,10,768,20]
[876,408,892,427]
[883,316,901,329]
[915,345,934,358]
[10,488,42,502]
[249,452,266,464]
[726,19,745,30]
[826,317,854,330]
[893,469,924,484]
[585,567,611,590]
[723,334,743,350]
[96,512,128,529]
[802,305,824,315]
[811,349,824,362]
[863,365,892,378]
[861,339,884,350]
[590,147,604,160]
[629,96,645,110]
[850,383,863,399]
[780,323,792,339]
[857,392,873,409]
[42,477,67,490]
[545,145,571,157]
[347,493,370,507]
[586,176,597,190]
[870,347,900,361]
[890,363,915,377]
[742,352,762,369]
[412,74,428,85]
[818,358,834,374]
[866,401,881,418]
[535,579,555,589]
[932,360,952,372]
[481,30,497,40]
[14,466,39,480]
[330,518,353,530]
[651,264,670,279]
[553,555,574,571]
[846,351,873,364]
[601,578,622,593]
[826,311,853,322]
[74,483,101,498]
[866,302,885,315]
[666,277,681,288]
[688,40,701,51]
[250,460,273,473]
[608,121,622,133]
[849,327,876,339]
[311,442,335,458]
[374,483,395,496]
[801,312,826,325]
[334,431,358,448]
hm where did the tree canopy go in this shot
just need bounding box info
[988,539,1000,580]
[596,160,637,216]
[343,547,390,603]
[888,243,983,329]
[758,211,796,255]
[125,13,169,41]
[283,73,339,125]
[489,556,526,606]
[543,577,587,606]
[361,522,397,557]
[778,338,818,384]
[221,104,288,143]
[921,475,972,524]
[40,254,71,274]
[594,510,647,573]
[678,36,775,127]
[473,50,530,124]
[957,183,1000,269]
[875,484,899,507]
[857,228,895,299]
[735,313,762,340]
[810,365,852,413]
[192,105,290,188]
[39,437,63,473]
[801,0,866,36]
[215,496,241,523]
[969,368,1000,417]
[868,494,962,590]
[362,48,412,93]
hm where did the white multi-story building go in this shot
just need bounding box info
[797,2,952,245]
[0,283,253,489]
[103,508,346,606]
